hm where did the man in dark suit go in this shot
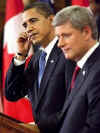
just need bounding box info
[52,5,100,133]
[5,2,75,133]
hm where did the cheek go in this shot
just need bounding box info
[66,35,77,44]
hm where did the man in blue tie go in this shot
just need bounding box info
[5,2,75,133]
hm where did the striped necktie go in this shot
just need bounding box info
[38,51,47,88]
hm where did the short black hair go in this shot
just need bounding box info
[24,1,54,17]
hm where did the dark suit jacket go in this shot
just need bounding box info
[5,42,75,133]
[59,45,100,133]
[96,16,100,41]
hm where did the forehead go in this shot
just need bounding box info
[22,8,44,21]
[55,22,74,34]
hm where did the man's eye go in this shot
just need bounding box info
[30,18,35,22]
[29,18,39,23]
[63,34,71,39]
[63,35,67,39]
[22,23,27,29]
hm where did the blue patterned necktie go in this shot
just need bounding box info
[38,51,47,88]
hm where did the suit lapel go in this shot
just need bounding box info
[62,68,88,115]
[31,50,42,104]
[37,42,62,103]
[62,44,100,115]
[65,60,76,97]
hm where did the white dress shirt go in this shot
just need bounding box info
[77,42,99,69]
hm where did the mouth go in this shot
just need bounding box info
[62,47,70,53]
[61,47,71,59]
[28,33,38,40]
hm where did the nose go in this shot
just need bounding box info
[58,36,65,48]
[27,29,33,34]
[26,27,33,34]
[26,22,35,34]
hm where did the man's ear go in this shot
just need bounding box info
[82,26,92,41]
[48,15,54,22]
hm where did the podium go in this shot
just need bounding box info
[0,113,40,133]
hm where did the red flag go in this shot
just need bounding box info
[2,0,34,123]
[72,0,89,7]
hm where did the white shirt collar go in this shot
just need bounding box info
[77,42,99,69]
[40,36,58,63]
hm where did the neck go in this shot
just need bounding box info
[42,28,55,48]
[75,39,97,62]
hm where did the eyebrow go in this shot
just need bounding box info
[28,18,39,22]
[22,18,39,27]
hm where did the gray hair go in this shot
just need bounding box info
[52,6,98,39]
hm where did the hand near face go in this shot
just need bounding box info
[17,32,32,57]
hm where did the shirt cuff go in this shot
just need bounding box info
[14,57,26,66]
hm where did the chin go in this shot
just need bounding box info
[64,53,69,59]
[32,40,41,45]
[65,54,73,61]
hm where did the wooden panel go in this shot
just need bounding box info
[0,113,40,133]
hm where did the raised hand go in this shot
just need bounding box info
[17,32,32,57]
